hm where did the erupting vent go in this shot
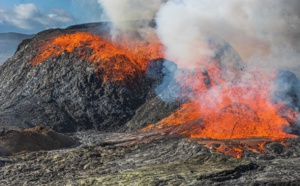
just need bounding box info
[32,32,163,82]
[142,62,298,158]
[31,31,298,158]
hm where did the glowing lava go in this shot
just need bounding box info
[32,32,163,82]
[142,61,298,158]
[31,31,298,158]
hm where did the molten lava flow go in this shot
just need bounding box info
[142,61,298,158]
[32,32,163,82]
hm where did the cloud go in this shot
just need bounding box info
[0,3,75,31]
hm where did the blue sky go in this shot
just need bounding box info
[0,0,104,34]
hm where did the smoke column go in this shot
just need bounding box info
[155,0,300,70]
[98,0,166,39]
[98,0,300,70]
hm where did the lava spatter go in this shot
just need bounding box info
[142,61,298,158]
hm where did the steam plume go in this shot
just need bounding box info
[155,0,300,70]
[98,0,300,111]
[98,0,166,39]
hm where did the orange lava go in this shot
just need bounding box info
[32,32,163,82]
[31,31,298,158]
[196,139,268,159]
[142,61,298,158]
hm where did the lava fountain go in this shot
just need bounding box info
[142,61,298,158]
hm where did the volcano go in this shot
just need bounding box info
[1,22,300,185]
[0,23,169,132]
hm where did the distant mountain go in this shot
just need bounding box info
[0,32,33,65]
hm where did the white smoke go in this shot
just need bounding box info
[98,0,166,39]
[98,0,300,111]
[98,0,164,24]
[98,0,300,70]
[155,0,300,71]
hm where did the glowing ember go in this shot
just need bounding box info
[32,32,163,82]
[142,61,298,158]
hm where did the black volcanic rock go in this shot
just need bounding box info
[0,25,175,133]
[2,131,300,185]
[121,97,179,132]
[0,133,254,185]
